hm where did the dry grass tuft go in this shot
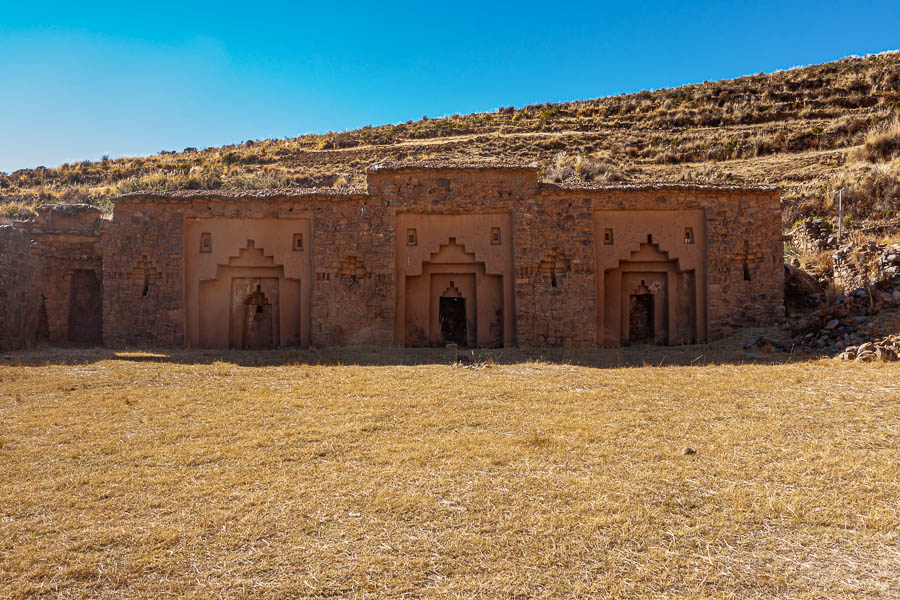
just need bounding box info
[1,349,898,598]
[851,116,900,163]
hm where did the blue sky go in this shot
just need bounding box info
[1,1,898,172]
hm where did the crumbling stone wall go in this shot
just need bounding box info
[308,194,394,347]
[28,205,106,345]
[0,225,41,350]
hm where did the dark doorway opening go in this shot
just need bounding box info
[38,295,50,342]
[68,269,103,345]
[439,296,467,346]
[629,293,654,344]
[243,284,275,349]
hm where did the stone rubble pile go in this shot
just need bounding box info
[837,335,900,362]
[877,245,900,279]
[787,247,900,358]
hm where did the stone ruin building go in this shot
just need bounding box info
[0,163,784,351]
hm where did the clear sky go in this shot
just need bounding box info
[1,1,898,173]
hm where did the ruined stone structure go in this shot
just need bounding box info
[0,163,784,350]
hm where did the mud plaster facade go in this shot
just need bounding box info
[0,164,784,350]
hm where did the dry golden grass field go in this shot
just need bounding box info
[1,346,899,599]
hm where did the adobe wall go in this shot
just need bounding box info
[0,225,41,350]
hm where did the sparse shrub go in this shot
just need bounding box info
[544,152,625,183]
[850,116,900,162]
[828,160,900,221]
[222,171,290,190]
[0,201,37,220]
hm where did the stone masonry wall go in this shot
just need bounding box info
[551,185,783,340]
[105,191,395,348]
[514,191,596,346]
[702,191,784,337]
[28,205,106,345]
[102,201,186,347]
[0,225,41,350]
[368,165,577,345]
[306,194,395,347]
[23,164,782,350]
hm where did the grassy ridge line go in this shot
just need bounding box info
[0,51,898,227]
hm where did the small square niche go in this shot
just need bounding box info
[200,232,212,253]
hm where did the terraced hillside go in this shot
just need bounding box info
[2,51,899,231]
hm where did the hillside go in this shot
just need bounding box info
[2,51,899,232]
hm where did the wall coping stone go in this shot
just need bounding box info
[112,162,779,204]
[113,189,367,203]
[541,182,780,194]
[368,161,540,172]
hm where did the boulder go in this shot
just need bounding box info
[856,351,877,362]
[858,341,875,354]
[784,265,825,313]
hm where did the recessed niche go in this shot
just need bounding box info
[603,228,614,245]
[491,227,501,245]
[407,228,417,246]
[293,233,303,251]
[200,232,212,253]
[684,227,694,244]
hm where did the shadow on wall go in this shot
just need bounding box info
[0,325,809,369]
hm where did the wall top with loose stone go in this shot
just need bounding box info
[113,189,367,204]
[541,181,780,195]
[110,161,780,210]
[367,161,540,172]
[23,203,107,233]
[111,163,780,206]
